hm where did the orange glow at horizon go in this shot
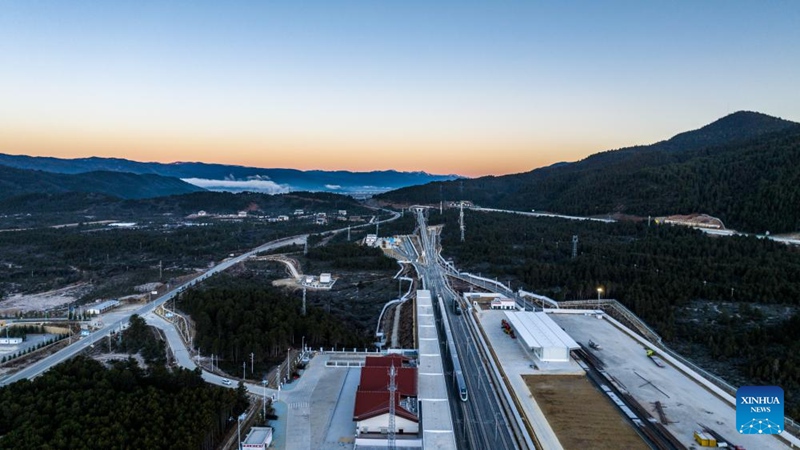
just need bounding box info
[0,127,601,178]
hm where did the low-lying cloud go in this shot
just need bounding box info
[182,178,291,194]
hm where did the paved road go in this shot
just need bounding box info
[0,235,307,386]
[0,207,400,387]
[408,208,519,450]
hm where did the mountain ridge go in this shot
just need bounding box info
[0,165,205,200]
[0,154,462,194]
[378,111,800,233]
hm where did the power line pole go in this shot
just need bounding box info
[388,364,397,450]
[250,352,254,374]
[572,235,578,259]
[302,287,307,316]
[459,203,465,242]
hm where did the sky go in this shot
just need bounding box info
[0,1,798,177]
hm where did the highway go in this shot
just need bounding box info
[0,207,400,387]
[408,208,520,450]
[472,205,800,246]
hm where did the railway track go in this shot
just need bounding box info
[574,348,687,450]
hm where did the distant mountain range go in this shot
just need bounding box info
[0,154,461,196]
[0,165,203,200]
[378,111,800,233]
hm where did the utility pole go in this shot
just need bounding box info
[243,361,246,380]
[286,348,291,382]
[388,364,397,450]
[250,352,254,374]
[347,226,351,241]
[572,235,578,259]
[303,240,308,256]
[375,221,379,238]
[302,288,307,316]
[262,379,268,423]
[459,203,465,242]
[159,260,162,280]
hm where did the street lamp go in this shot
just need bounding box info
[237,412,246,450]
[596,287,603,302]
[262,379,268,423]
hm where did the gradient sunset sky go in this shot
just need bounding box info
[1,2,798,177]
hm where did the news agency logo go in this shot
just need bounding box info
[736,386,783,435]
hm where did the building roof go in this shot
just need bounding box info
[353,391,418,422]
[89,299,120,311]
[491,298,516,305]
[364,354,411,367]
[243,427,273,444]
[359,366,417,397]
[504,311,580,351]
[416,290,457,449]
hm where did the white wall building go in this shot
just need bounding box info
[356,405,420,436]
[490,298,517,310]
[504,311,580,362]
[463,292,518,310]
[87,299,120,316]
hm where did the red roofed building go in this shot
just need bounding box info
[353,356,419,437]
[363,353,410,367]
[359,366,417,396]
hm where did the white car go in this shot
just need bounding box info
[221,378,232,386]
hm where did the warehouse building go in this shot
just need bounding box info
[504,311,580,362]
[86,299,120,316]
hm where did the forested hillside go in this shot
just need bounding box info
[379,112,800,233]
[0,165,204,199]
[178,275,370,371]
[0,357,248,450]
[434,209,800,416]
[0,190,369,227]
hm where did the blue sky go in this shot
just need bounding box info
[0,1,798,176]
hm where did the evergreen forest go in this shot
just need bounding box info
[433,209,800,417]
[0,357,248,450]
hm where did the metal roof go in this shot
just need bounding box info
[359,366,417,397]
[243,427,273,444]
[505,311,580,351]
[353,391,418,422]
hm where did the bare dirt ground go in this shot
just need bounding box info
[0,283,92,314]
[93,353,147,368]
[524,374,648,450]
[656,213,726,229]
